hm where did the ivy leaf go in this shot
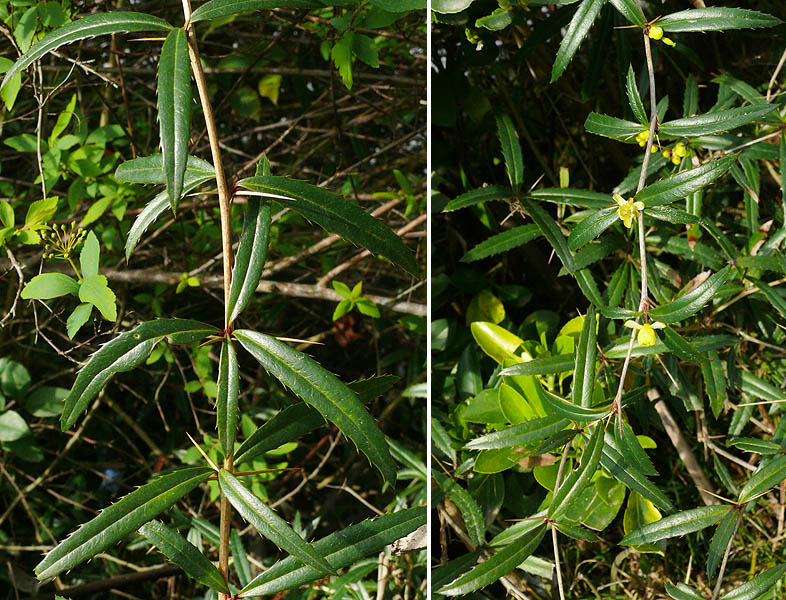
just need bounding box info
[551,0,605,83]
[79,274,117,322]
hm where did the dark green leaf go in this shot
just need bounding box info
[662,327,705,363]
[237,176,417,276]
[191,0,321,23]
[462,225,541,262]
[701,351,726,419]
[572,306,597,409]
[753,279,786,319]
[551,0,605,82]
[719,563,786,600]
[114,155,214,185]
[666,582,707,600]
[626,65,647,124]
[636,156,737,207]
[539,385,610,423]
[217,339,239,458]
[501,354,574,376]
[550,424,604,519]
[227,197,271,322]
[35,467,212,580]
[554,521,600,541]
[620,505,728,546]
[646,206,701,224]
[660,105,777,137]
[707,510,739,580]
[234,329,396,483]
[496,114,524,189]
[728,437,784,455]
[658,8,782,33]
[648,266,732,323]
[608,0,646,27]
[568,206,618,251]
[738,454,786,503]
[601,442,674,511]
[235,404,323,465]
[443,185,511,212]
[433,471,485,546]
[230,530,252,587]
[139,520,229,593]
[584,113,645,141]
[615,416,657,476]
[521,199,575,273]
[529,188,610,208]
[465,415,569,450]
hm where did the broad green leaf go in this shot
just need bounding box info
[235,404,323,465]
[568,207,618,251]
[234,329,396,483]
[237,176,417,276]
[584,113,644,141]
[635,155,737,207]
[666,582,705,600]
[21,273,79,300]
[433,0,474,13]
[501,354,574,376]
[658,8,782,33]
[626,65,647,124]
[115,154,214,184]
[1,12,173,91]
[190,0,321,23]
[464,415,569,450]
[659,105,777,137]
[227,197,271,323]
[608,0,646,27]
[157,28,192,211]
[80,231,100,278]
[496,113,524,189]
[662,326,705,363]
[219,470,335,575]
[470,321,524,364]
[240,507,425,596]
[738,454,786,503]
[707,510,738,579]
[443,185,511,212]
[26,386,68,417]
[0,411,30,442]
[549,423,604,519]
[433,471,485,546]
[551,0,604,82]
[521,199,575,273]
[438,522,547,595]
[529,188,610,208]
[61,319,217,429]
[217,339,239,458]
[572,307,596,409]
[619,505,729,545]
[601,442,674,512]
[66,303,93,339]
[79,274,117,321]
[719,563,786,600]
[35,467,212,580]
[25,197,58,227]
[648,266,731,323]
[139,520,229,593]
[462,225,541,262]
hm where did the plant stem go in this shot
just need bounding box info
[181,2,235,597]
[712,511,742,600]
[550,440,571,600]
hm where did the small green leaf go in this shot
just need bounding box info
[219,470,336,575]
[443,185,511,212]
[538,385,610,423]
[462,225,541,262]
[659,105,777,137]
[79,231,100,278]
[584,113,645,141]
[0,201,14,228]
[0,410,31,442]
[636,155,737,207]
[626,65,647,124]
[79,274,117,321]
[139,520,229,593]
[550,423,604,519]
[500,354,574,376]
[719,563,786,600]
[21,273,80,300]
[601,442,674,512]
[738,454,786,503]
[658,8,782,33]
[521,199,575,273]
[728,437,784,455]
[646,206,701,224]
[496,113,524,189]
[608,0,646,27]
[529,187,610,208]
[619,505,729,546]
[217,339,239,459]
[615,416,657,476]
[35,467,212,580]
[227,197,271,322]
[464,415,569,450]
[661,326,705,363]
[568,206,617,251]
[66,303,93,339]
[648,266,731,323]
[230,529,252,586]
[190,0,321,23]
[25,197,58,227]
[666,582,705,600]
[433,471,485,546]
[701,351,726,419]
[707,510,738,580]
[551,0,605,82]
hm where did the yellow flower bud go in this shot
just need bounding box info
[662,148,671,158]
[648,25,664,40]
[673,142,688,157]
[636,130,649,147]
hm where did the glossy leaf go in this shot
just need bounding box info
[666,582,705,600]
[1,12,172,91]
[648,266,731,323]
[615,417,657,476]
[619,505,728,546]
[217,339,239,458]
[35,467,212,580]
[538,386,610,423]
[443,185,511,212]
[240,507,425,596]
[701,351,727,419]
[719,563,786,600]
[521,199,575,273]
[738,454,786,503]
[660,105,777,138]
[114,154,214,185]
[234,329,396,483]
[227,197,271,322]
[21,272,79,300]
[500,354,574,376]
[707,509,738,580]
[238,176,417,276]
[462,225,541,262]
[584,113,644,141]
[635,155,737,207]
[626,65,647,124]
[662,326,705,363]
[61,319,218,430]
[568,207,617,251]
[550,424,604,519]
[433,471,485,546]
[438,522,547,596]
[465,415,569,451]
[601,442,674,512]
[190,0,321,23]
[496,113,524,189]
[658,8,782,33]
[572,305,596,408]
[219,470,335,575]
[608,0,646,27]
[646,206,701,224]
[529,187,610,208]
[729,437,784,455]
[139,520,229,593]
[551,0,605,82]
[235,404,323,465]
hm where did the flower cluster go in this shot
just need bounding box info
[661,141,688,165]
[40,222,86,261]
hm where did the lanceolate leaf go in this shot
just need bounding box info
[584,113,645,141]
[35,467,212,580]
[646,206,701,224]
[462,225,541,262]
[658,8,782,33]
[568,207,618,251]
[659,105,777,138]
[237,176,417,276]
[139,520,229,593]
[666,582,706,600]
[550,424,604,519]
[529,188,610,208]
[0,12,172,91]
[464,415,569,450]
[496,113,524,189]
[501,354,574,376]
[217,339,239,458]
[433,471,485,546]
[601,442,674,512]
[235,404,323,465]
[572,306,597,408]
[707,510,738,580]
[115,154,214,184]
[438,522,547,596]
[538,386,610,423]
[551,0,604,83]
[719,563,786,600]
[227,197,271,322]
[240,507,425,596]
[635,155,737,207]
[443,185,511,212]
[157,28,192,211]
[190,0,321,23]
[753,279,786,319]
[219,471,335,576]
[608,0,646,28]
[626,65,647,124]
[738,454,786,503]
[521,199,575,273]
[619,505,729,546]
[62,319,218,430]
[615,416,657,476]
[662,326,706,363]
[234,329,396,483]
[648,266,731,323]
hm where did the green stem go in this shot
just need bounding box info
[67,257,82,282]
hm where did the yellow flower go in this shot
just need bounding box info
[662,148,671,159]
[647,25,675,46]
[624,320,666,347]
[673,142,688,158]
[636,130,649,147]
[613,193,645,229]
